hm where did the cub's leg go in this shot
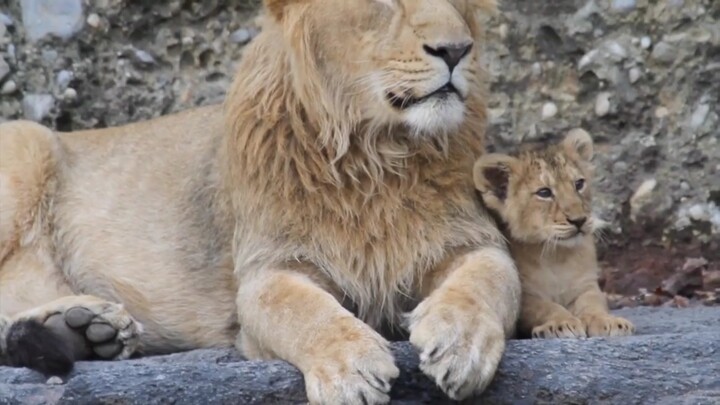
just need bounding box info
[1,295,142,375]
[236,268,399,405]
[570,285,635,337]
[406,246,521,401]
[519,294,587,339]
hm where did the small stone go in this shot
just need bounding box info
[86,13,101,28]
[611,0,636,12]
[688,204,708,221]
[63,87,77,100]
[628,67,642,83]
[0,12,13,27]
[640,36,652,49]
[20,0,85,42]
[651,41,676,64]
[630,178,657,221]
[56,70,73,89]
[46,376,63,385]
[22,94,55,122]
[229,28,252,45]
[655,106,669,118]
[0,56,9,81]
[689,104,710,130]
[595,92,611,117]
[497,24,509,40]
[531,62,542,76]
[680,181,690,191]
[132,49,156,66]
[181,36,194,46]
[578,49,598,70]
[1,79,17,94]
[541,102,558,119]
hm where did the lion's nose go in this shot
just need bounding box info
[423,42,473,71]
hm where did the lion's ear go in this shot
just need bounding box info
[562,128,594,162]
[473,153,517,201]
[264,0,306,20]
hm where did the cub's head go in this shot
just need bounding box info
[262,0,496,136]
[473,129,596,246]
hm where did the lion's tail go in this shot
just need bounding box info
[0,316,76,376]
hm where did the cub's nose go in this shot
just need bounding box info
[567,216,587,229]
[423,42,473,71]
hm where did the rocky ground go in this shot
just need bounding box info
[2,307,719,404]
[1,0,717,305]
[0,1,719,403]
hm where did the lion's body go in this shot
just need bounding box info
[473,130,634,339]
[1,106,238,352]
[1,1,521,403]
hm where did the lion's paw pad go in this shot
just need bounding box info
[44,303,141,360]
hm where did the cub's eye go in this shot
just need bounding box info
[535,187,553,199]
[575,179,586,191]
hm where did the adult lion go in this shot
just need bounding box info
[0,0,520,403]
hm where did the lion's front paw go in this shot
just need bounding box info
[406,302,505,401]
[531,316,587,339]
[303,326,399,405]
[582,313,635,337]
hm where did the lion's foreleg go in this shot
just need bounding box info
[406,246,521,400]
[236,268,399,405]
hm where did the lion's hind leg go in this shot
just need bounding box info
[1,295,143,376]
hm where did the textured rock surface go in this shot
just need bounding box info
[1,307,719,404]
[0,1,717,289]
[0,0,718,304]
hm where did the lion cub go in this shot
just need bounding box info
[473,129,634,339]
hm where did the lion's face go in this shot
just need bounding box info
[474,130,597,247]
[265,0,495,136]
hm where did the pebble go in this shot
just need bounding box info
[46,376,63,385]
[680,181,690,191]
[86,13,101,28]
[541,102,558,119]
[611,0,636,12]
[22,94,55,122]
[56,70,74,89]
[0,12,13,27]
[595,92,611,117]
[689,104,709,130]
[688,204,708,222]
[640,36,652,49]
[229,28,252,45]
[20,0,85,41]
[630,178,658,220]
[629,67,642,83]
[1,79,17,94]
[132,49,156,66]
[63,87,77,100]
[655,106,670,118]
[651,41,676,64]
[0,56,9,81]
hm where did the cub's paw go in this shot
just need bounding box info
[531,316,587,339]
[43,301,142,360]
[582,314,635,337]
[303,324,399,405]
[406,301,505,401]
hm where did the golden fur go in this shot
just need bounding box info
[0,1,521,403]
[474,129,634,339]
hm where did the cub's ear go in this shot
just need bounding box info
[264,0,306,20]
[562,128,594,161]
[473,153,518,201]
